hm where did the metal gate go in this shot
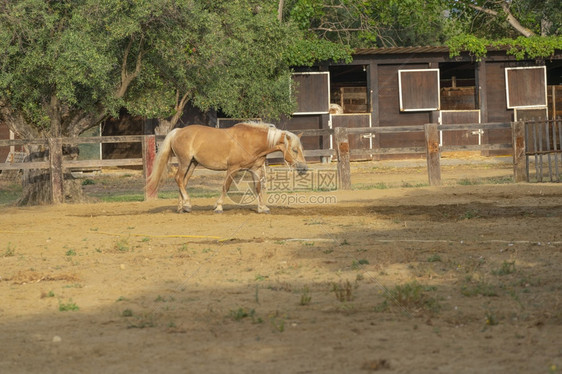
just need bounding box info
[525,119,562,182]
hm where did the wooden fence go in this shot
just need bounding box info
[0,121,539,203]
[524,119,562,182]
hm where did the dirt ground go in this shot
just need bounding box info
[1,159,561,373]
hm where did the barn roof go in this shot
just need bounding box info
[353,45,562,57]
[354,46,451,55]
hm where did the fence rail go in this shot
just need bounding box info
[0,121,551,203]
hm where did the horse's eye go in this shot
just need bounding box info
[292,148,298,153]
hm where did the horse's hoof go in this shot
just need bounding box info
[214,208,223,214]
[258,207,271,214]
[178,206,191,213]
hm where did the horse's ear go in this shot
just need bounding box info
[279,133,286,144]
[297,133,303,139]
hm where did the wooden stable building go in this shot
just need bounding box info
[281,46,562,160]
[2,46,562,165]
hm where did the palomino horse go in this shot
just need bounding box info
[146,122,308,213]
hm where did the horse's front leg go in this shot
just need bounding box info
[254,165,270,214]
[214,168,236,213]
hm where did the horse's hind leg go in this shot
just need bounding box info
[175,159,197,213]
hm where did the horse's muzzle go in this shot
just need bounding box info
[296,163,308,176]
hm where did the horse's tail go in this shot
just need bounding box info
[146,128,179,196]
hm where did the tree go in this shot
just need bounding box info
[447,0,562,38]
[0,0,351,204]
[1,0,161,204]
[281,0,456,48]
[445,1,562,60]
[130,0,303,135]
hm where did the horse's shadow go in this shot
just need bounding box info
[147,204,266,215]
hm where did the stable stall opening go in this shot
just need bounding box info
[439,62,477,110]
[547,61,562,119]
[329,65,368,113]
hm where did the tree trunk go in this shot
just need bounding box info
[154,90,191,135]
[17,143,87,206]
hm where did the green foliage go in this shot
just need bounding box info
[498,36,562,60]
[448,34,562,61]
[0,0,350,141]
[447,34,491,61]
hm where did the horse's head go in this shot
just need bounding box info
[280,131,308,176]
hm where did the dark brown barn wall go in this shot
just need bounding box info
[377,64,429,148]
[484,62,513,148]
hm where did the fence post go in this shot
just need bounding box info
[334,127,351,190]
[424,123,441,186]
[142,135,158,200]
[511,121,527,182]
[48,137,64,204]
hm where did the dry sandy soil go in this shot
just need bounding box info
[1,159,561,373]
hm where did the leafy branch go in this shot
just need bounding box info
[447,34,562,61]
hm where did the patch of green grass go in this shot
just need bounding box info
[486,176,513,184]
[354,182,389,190]
[59,300,80,312]
[458,176,513,186]
[461,281,498,297]
[270,316,285,332]
[492,261,516,276]
[351,259,369,270]
[377,281,441,314]
[122,309,134,317]
[65,249,77,256]
[299,286,312,306]
[3,242,16,257]
[458,178,479,186]
[331,280,355,302]
[484,310,499,326]
[63,283,83,289]
[461,209,480,220]
[41,290,55,298]
[127,312,156,329]
[401,182,428,188]
[228,307,262,323]
[427,254,442,262]
[114,237,130,252]
[154,295,175,302]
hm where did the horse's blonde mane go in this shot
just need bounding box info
[236,121,293,148]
